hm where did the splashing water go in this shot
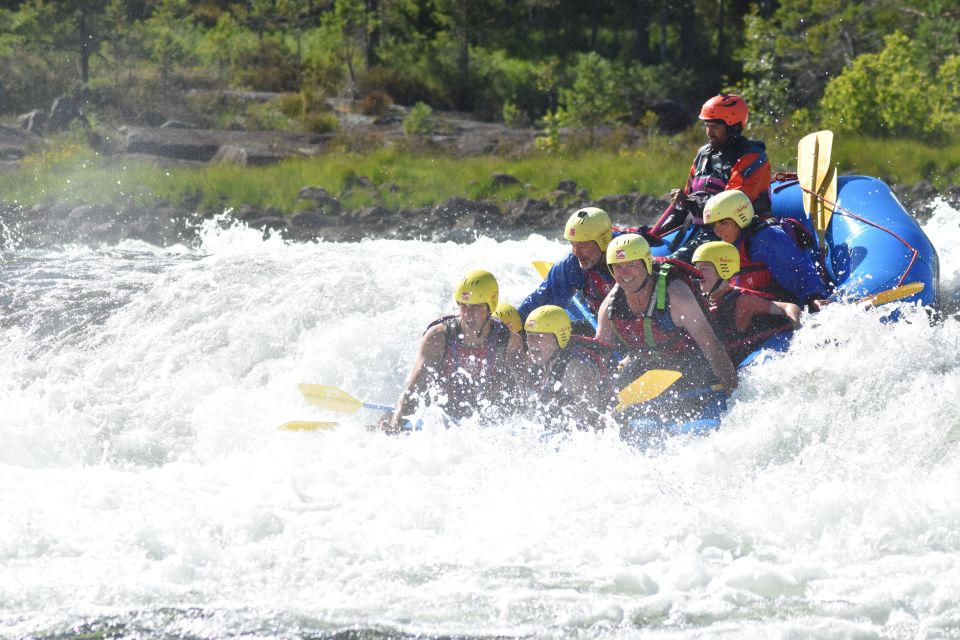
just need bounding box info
[1,201,959,639]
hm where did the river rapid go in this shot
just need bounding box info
[2,202,960,640]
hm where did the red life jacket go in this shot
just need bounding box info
[606,261,707,371]
[582,265,616,313]
[535,335,618,412]
[733,217,824,296]
[424,316,512,420]
[733,218,781,294]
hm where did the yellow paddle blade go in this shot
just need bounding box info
[532,261,553,279]
[615,369,683,412]
[798,130,833,218]
[278,421,338,431]
[858,282,924,307]
[298,383,363,413]
[821,163,838,230]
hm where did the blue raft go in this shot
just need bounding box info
[565,175,940,438]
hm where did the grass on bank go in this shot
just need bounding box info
[1,130,957,216]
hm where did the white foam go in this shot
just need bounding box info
[1,207,960,638]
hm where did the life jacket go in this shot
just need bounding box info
[688,136,772,213]
[732,218,778,293]
[606,260,710,374]
[425,315,512,419]
[734,217,826,296]
[535,335,619,412]
[581,264,616,313]
[708,287,793,364]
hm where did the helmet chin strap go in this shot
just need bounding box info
[469,313,492,340]
[627,273,651,295]
[708,278,724,296]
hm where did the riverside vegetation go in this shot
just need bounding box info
[0,1,956,245]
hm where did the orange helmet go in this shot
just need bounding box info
[699,94,749,129]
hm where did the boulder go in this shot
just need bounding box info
[491,172,520,188]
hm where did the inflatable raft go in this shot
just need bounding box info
[575,174,940,441]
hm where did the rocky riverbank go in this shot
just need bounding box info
[0,106,957,249]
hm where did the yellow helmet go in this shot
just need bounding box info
[563,207,613,251]
[454,269,498,314]
[692,241,741,280]
[606,233,652,275]
[524,305,572,349]
[493,302,522,333]
[703,190,755,229]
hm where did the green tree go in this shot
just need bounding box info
[17,0,118,84]
[821,32,958,139]
[551,52,627,136]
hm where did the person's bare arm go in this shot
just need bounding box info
[735,293,803,332]
[669,281,738,390]
[561,358,609,430]
[387,324,447,432]
[595,286,617,344]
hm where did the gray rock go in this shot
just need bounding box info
[289,211,330,230]
[160,120,200,129]
[48,95,89,131]
[491,172,520,188]
[297,186,342,215]
[18,109,46,133]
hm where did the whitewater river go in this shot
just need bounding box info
[2,202,960,639]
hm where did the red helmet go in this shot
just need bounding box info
[699,94,749,128]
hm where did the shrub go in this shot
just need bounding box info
[233,36,300,92]
[821,32,955,140]
[303,111,339,133]
[359,66,437,106]
[402,102,435,136]
[358,89,393,116]
[276,92,305,119]
[552,52,626,131]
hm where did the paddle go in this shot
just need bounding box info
[798,130,837,251]
[531,261,599,331]
[278,420,338,431]
[856,281,924,307]
[298,383,393,413]
[614,369,684,411]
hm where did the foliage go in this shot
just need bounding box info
[402,102,435,136]
[820,32,958,140]
[736,0,958,128]
[550,52,626,132]
[0,0,954,145]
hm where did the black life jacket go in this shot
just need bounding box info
[708,287,793,364]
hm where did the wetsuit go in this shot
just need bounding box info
[653,135,772,261]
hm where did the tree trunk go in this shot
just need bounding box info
[717,0,725,72]
[78,9,91,84]
[633,0,651,63]
[679,0,695,63]
[365,0,380,68]
[458,0,470,109]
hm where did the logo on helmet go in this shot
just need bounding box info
[527,320,537,329]
[460,292,471,301]
[615,248,626,260]
[568,228,576,237]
